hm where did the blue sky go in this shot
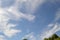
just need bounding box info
[0,0,60,40]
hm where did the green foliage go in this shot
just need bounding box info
[44,38,48,40]
[51,34,59,39]
[23,38,28,40]
[54,38,60,40]
[44,34,60,40]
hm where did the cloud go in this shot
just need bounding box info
[23,0,45,13]
[6,5,35,21]
[48,0,60,3]
[40,23,60,40]
[55,8,60,21]
[0,35,6,40]
[0,8,21,37]
[12,0,46,14]
[0,0,36,39]
[4,29,21,37]
[39,8,60,40]
[22,32,36,40]
[0,0,47,40]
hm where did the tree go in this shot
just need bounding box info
[44,38,48,40]
[54,38,60,40]
[44,34,60,40]
[23,38,28,40]
[51,34,59,39]
[51,34,59,40]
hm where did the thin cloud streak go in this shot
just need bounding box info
[22,32,36,40]
[40,8,60,40]
[40,23,60,40]
[16,0,46,13]
[0,0,36,39]
[0,35,6,40]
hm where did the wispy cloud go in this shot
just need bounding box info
[0,8,20,37]
[40,23,60,40]
[0,0,36,40]
[14,0,46,13]
[4,29,21,37]
[55,8,60,21]
[6,6,35,21]
[23,0,46,13]
[22,32,36,40]
[48,0,60,3]
[0,35,6,40]
[0,0,54,40]
[40,8,60,40]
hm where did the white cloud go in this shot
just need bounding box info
[0,0,36,39]
[0,35,6,40]
[4,29,21,37]
[23,0,45,13]
[48,23,54,27]
[20,0,46,13]
[40,23,60,40]
[6,6,35,21]
[0,8,21,37]
[39,8,60,40]
[22,32,36,40]
[0,0,47,40]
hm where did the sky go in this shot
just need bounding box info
[0,0,60,40]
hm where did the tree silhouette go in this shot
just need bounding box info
[44,38,48,40]
[44,34,60,40]
[23,38,28,40]
[54,38,60,40]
